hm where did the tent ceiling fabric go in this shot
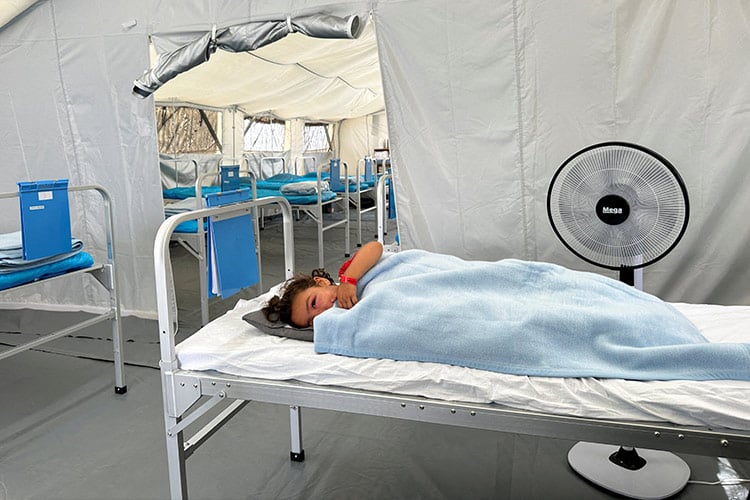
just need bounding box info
[149,15,383,121]
[0,0,39,30]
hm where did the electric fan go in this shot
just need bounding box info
[547,142,691,500]
[548,141,689,287]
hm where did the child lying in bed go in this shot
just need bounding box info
[263,240,383,328]
[261,245,750,381]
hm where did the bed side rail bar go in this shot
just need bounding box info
[190,372,750,460]
[376,173,391,244]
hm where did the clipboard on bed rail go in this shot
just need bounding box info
[204,187,259,298]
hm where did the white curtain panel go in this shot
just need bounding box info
[376,0,750,305]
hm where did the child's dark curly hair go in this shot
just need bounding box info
[311,268,335,285]
[262,269,334,327]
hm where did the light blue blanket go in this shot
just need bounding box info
[313,251,750,381]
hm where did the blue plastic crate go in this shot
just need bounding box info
[17,179,72,260]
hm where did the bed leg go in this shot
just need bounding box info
[289,405,305,462]
[165,415,189,499]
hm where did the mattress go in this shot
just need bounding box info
[176,287,750,431]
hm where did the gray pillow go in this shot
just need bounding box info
[242,309,314,342]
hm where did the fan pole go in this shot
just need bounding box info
[619,266,634,286]
[619,266,643,290]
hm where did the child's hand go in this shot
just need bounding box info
[337,283,358,309]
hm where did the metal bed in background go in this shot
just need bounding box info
[291,158,350,268]
[153,200,750,500]
[0,184,126,394]
[330,158,377,248]
[254,155,350,268]
[164,166,260,326]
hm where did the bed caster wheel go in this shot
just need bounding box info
[290,450,305,462]
[344,253,350,257]
[115,385,128,395]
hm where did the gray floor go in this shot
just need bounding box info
[1,208,748,500]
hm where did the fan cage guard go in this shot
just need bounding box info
[547,142,689,271]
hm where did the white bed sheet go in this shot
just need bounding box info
[176,288,750,431]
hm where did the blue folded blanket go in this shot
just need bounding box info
[256,187,337,205]
[0,231,84,272]
[314,250,750,381]
[256,173,304,190]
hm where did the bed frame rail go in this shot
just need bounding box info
[176,371,750,461]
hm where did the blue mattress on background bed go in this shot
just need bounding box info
[163,185,221,200]
[0,231,95,290]
[164,183,337,234]
[264,188,337,205]
[0,251,94,291]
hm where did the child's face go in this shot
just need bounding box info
[291,278,338,327]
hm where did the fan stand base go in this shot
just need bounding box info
[568,442,690,499]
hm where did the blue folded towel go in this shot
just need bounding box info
[314,250,750,381]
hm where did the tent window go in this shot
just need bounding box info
[304,122,331,152]
[157,106,220,154]
[244,118,285,152]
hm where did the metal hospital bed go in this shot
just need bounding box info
[154,198,750,500]
[328,157,377,248]
[0,184,126,394]
[256,155,351,268]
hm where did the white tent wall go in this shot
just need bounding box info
[1,0,749,318]
[375,0,750,305]
[0,0,162,317]
[338,111,389,172]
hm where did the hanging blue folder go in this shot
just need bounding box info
[363,157,374,183]
[386,170,396,219]
[204,188,259,299]
[220,165,240,191]
[329,158,344,191]
[17,179,72,260]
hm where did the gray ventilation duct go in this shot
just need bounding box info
[133,13,361,98]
